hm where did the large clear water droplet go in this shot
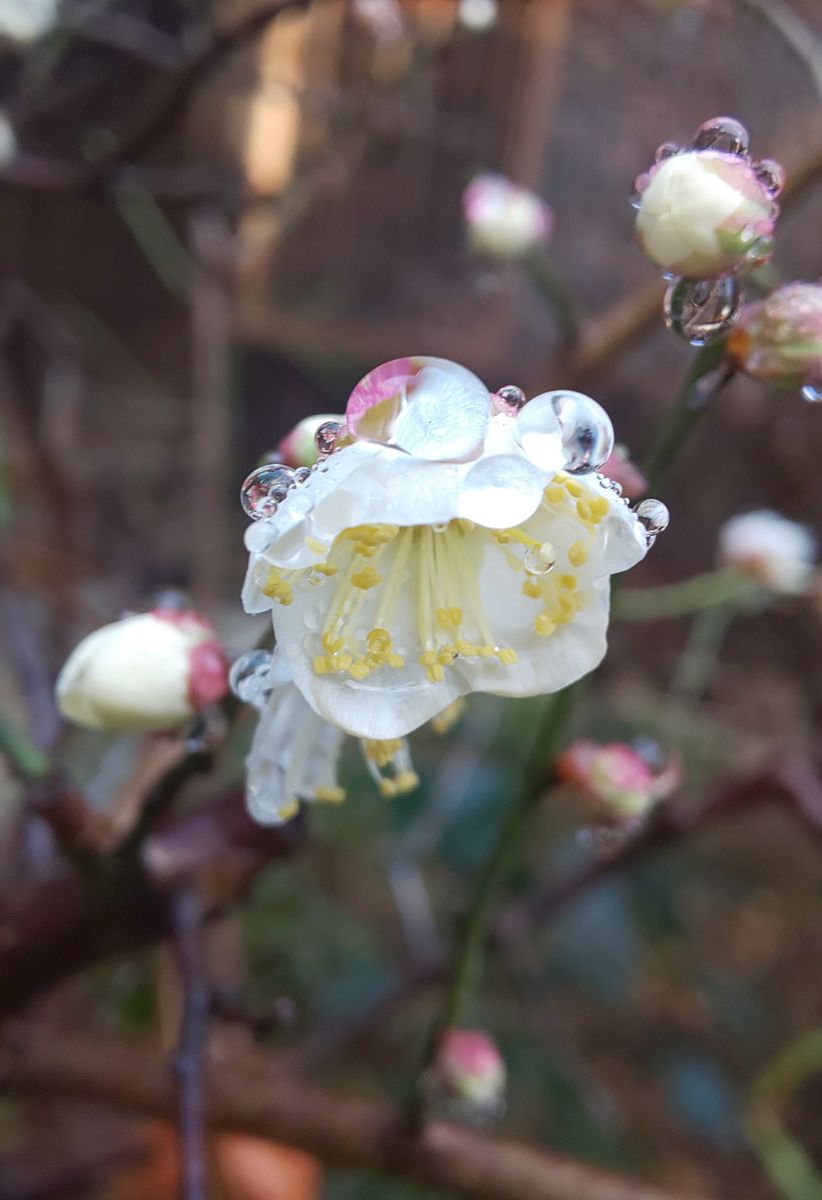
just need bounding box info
[229,649,273,710]
[634,498,669,545]
[524,542,556,575]
[240,464,295,520]
[693,116,749,156]
[314,420,343,459]
[663,277,740,345]
[551,391,614,474]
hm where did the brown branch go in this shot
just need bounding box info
[0,1027,710,1200]
[171,886,210,1200]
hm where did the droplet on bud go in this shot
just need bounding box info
[754,157,785,197]
[655,141,680,163]
[292,466,312,485]
[493,384,528,416]
[229,649,273,710]
[524,542,556,575]
[314,420,343,459]
[551,391,614,474]
[663,277,740,345]
[240,464,296,520]
[692,115,749,156]
[635,498,669,544]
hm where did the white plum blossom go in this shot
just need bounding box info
[0,0,59,42]
[56,608,228,733]
[635,151,776,279]
[718,510,816,595]
[241,357,657,741]
[462,173,551,260]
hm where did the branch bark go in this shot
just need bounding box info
[0,1027,710,1200]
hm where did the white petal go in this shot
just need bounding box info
[457,454,545,528]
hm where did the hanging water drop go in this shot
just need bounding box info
[654,141,680,163]
[229,649,273,710]
[524,542,556,575]
[493,384,528,416]
[314,420,343,459]
[692,116,749,156]
[240,464,295,519]
[634,498,669,545]
[754,158,785,197]
[663,277,740,345]
[550,390,614,474]
[292,466,312,485]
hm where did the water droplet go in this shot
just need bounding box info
[663,277,740,345]
[630,171,651,209]
[302,605,322,631]
[229,649,273,711]
[314,420,343,459]
[692,115,749,156]
[240,464,295,520]
[524,542,556,575]
[493,384,528,415]
[292,466,312,485]
[754,157,785,197]
[655,141,680,163]
[550,391,614,474]
[635,498,669,544]
[802,381,822,403]
[432,522,448,533]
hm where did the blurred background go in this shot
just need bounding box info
[2,1,822,1198]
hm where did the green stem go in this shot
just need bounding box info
[0,718,52,783]
[613,567,761,621]
[642,338,733,493]
[525,250,580,346]
[668,601,735,708]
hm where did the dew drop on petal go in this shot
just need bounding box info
[457,454,545,529]
[524,542,556,575]
[754,157,785,197]
[551,390,614,474]
[663,277,740,345]
[293,466,312,485]
[492,384,528,416]
[635,498,669,545]
[692,115,749,156]
[241,464,295,519]
[229,649,273,710]
[302,605,322,632]
[314,420,343,459]
[515,391,563,470]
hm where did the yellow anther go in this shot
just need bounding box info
[564,478,583,498]
[379,778,397,798]
[576,499,594,523]
[349,662,371,680]
[367,628,391,650]
[387,653,406,668]
[558,594,579,616]
[278,799,300,822]
[332,652,354,671]
[591,495,610,519]
[363,738,403,767]
[534,613,557,636]
[395,770,420,794]
[544,484,565,504]
[497,648,518,665]
[352,566,382,590]
[522,578,542,599]
[554,471,568,483]
[305,535,327,555]
[322,634,342,653]
[420,651,439,666]
[313,656,329,675]
[314,785,346,805]
[494,531,512,545]
[477,645,495,658]
[313,563,337,577]
[568,541,588,567]
[457,519,476,531]
[438,646,457,666]
[425,663,445,682]
[431,698,466,735]
[558,574,577,590]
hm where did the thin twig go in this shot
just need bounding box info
[171,885,210,1200]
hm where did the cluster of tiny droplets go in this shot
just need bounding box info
[634,116,784,347]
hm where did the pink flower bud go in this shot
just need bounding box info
[728,282,822,399]
[278,414,346,468]
[56,608,229,733]
[556,739,679,820]
[462,173,552,260]
[433,1028,506,1115]
[600,445,647,499]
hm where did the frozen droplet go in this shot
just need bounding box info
[754,157,785,197]
[655,141,679,163]
[635,498,669,545]
[663,277,740,345]
[229,649,273,711]
[693,116,749,156]
[551,391,614,474]
[241,464,295,520]
[314,420,343,459]
[524,542,556,575]
[801,381,822,403]
[493,384,528,416]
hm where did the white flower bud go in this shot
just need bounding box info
[462,173,551,260]
[56,610,228,733]
[718,510,816,594]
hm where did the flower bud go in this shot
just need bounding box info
[635,151,776,279]
[600,445,647,500]
[462,173,551,260]
[718,510,816,594]
[556,739,679,820]
[277,413,346,469]
[0,0,59,43]
[56,608,229,733]
[728,282,822,399]
[430,1028,506,1117]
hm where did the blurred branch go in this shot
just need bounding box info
[171,885,210,1200]
[736,0,822,100]
[0,1026,712,1200]
[746,1027,822,1200]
